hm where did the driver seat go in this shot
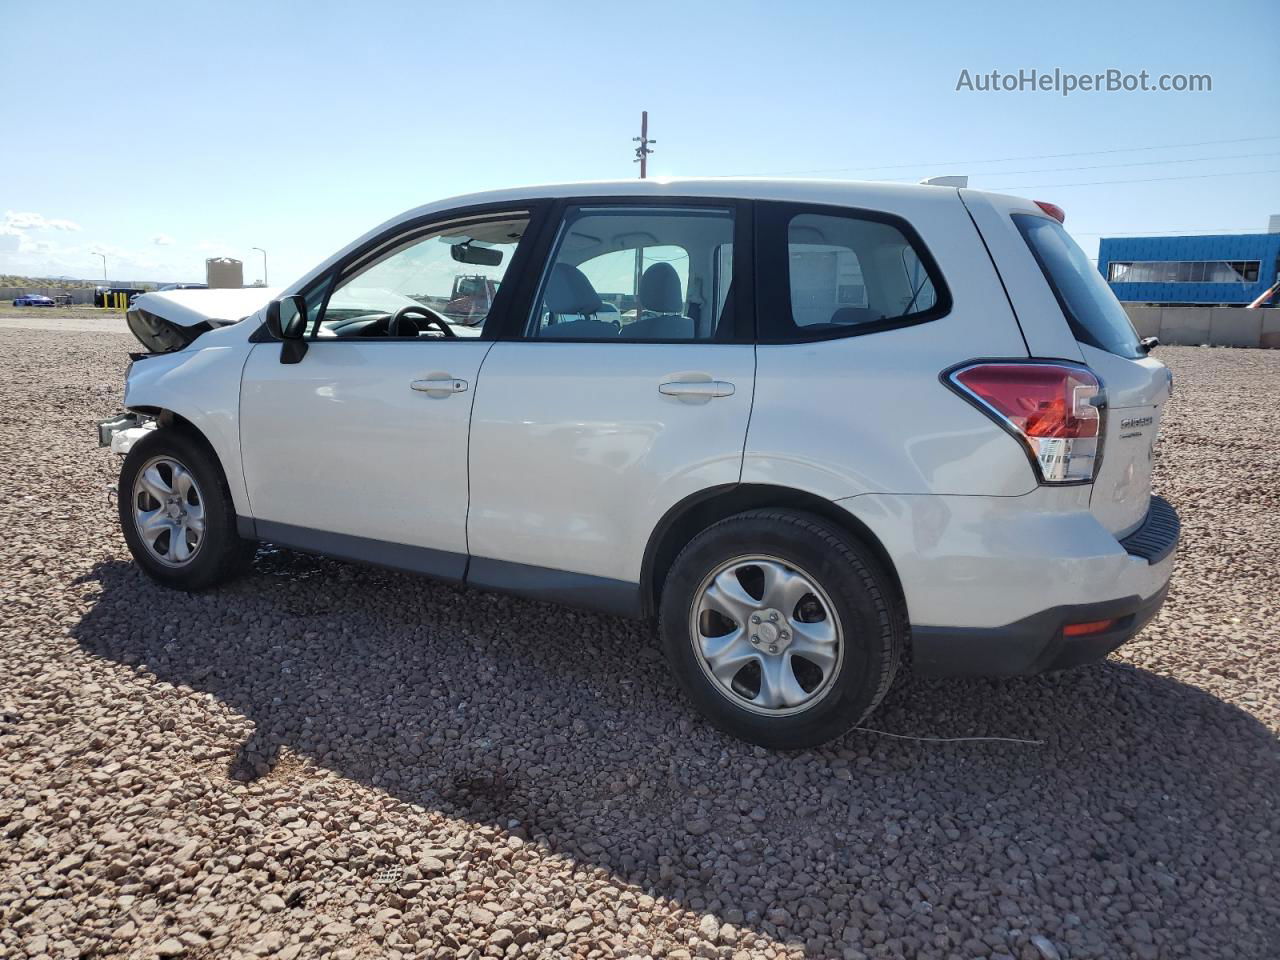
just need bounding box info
[540,264,618,339]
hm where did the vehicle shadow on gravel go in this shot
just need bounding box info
[73,553,1280,956]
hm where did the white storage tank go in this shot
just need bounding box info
[205,257,244,289]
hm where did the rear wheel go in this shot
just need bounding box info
[659,510,902,748]
[118,428,254,589]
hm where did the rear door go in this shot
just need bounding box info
[465,199,755,606]
[964,191,1173,536]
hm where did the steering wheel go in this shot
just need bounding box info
[387,304,456,338]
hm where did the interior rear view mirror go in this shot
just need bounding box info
[450,243,503,267]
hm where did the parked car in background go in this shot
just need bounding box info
[13,293,55,306]
[98,179,1179,748]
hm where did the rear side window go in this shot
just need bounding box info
[527,205,737,341]
[1014,214,1142,359]
[757,203,949,341]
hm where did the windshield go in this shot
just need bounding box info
[1014,214,1143,359]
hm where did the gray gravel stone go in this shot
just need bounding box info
[0,332,1277,959]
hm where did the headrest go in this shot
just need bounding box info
[544,263,603,315]
[639,262,683,314]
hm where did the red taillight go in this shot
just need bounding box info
[1035,200,1066,223]
[949,362,1104,483]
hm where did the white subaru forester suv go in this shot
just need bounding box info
[102,179,1178,748]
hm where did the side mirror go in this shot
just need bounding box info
[265,295,307,340]
[265,295,308,364]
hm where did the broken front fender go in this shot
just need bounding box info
[122,332,256,516]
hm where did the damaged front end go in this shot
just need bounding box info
[102,286,280,456]
[125,286,279,354]
[126,307,213,353]
[97,411,156,454]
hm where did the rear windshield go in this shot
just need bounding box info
[1013,214,1143,359]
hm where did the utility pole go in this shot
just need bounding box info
[633,110,655,179]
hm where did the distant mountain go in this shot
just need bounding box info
[1,274,165,290]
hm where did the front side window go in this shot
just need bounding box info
[314,214,529,338]
[758,205,947,341]
[528,206,735,341]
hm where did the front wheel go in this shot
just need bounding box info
[659,510,903,749]
[117,428,254,589]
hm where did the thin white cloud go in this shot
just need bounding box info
[3,210,82,232]
[152,233,175,246]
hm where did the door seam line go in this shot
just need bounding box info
[462,339,499,580]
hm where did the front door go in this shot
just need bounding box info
[239,209,536,578]
[467,201,755,603]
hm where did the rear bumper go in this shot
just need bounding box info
[836,490,1179,677]
[911,582,1170,676]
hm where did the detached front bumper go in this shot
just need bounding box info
[911,496,1179,676]
[97,412,155,455]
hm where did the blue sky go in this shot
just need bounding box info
[3,0,1277,285]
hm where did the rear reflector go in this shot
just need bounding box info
[1063,618,1117,637]
[1035,200,1066,223]
[947,362,1104,483]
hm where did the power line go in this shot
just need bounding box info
[955,151,1280,179]
[986,167,1280,191]
[1070,226,1271,236]
[726,135,1280,178]
[852,153,1280,187]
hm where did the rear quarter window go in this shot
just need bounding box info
[756,203,950,342]
[1013,214,1143,359]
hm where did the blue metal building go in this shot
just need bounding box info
[1097,230,1280,304]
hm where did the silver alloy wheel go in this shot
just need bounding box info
[131,455,206,567]
[689,555,844,716]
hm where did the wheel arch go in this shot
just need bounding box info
[125,405,249,518]
[128,406,215,454]
[640,483,906,620]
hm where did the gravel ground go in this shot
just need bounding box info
[1,330,1277,960]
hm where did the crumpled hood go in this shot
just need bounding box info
[132,286,282,328]
[127,286,281,353]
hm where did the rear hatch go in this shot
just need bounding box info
[1010,211,1172,537]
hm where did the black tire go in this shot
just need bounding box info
[658,510,903,749]
[117,427,255,590]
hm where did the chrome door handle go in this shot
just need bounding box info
[411,377,468,395]
[659,380,735,399]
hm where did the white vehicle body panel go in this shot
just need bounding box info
[467,342,755,586]
[238,339,492,571]
[839,486,1173,630]
[745,187,1033,499]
